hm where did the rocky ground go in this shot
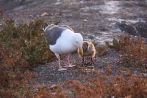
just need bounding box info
[31,50,119,85]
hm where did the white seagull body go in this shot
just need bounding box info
[50,29,77,54]
[42,24,83,71]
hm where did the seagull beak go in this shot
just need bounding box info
[77,48,83,58]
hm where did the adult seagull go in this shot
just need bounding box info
[42,24,83,71]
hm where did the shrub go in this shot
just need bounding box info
[106,75,147,98]
[33,85,68,98]
[108,36,147,68]
[0,18,54,97]
[0,18,54,66]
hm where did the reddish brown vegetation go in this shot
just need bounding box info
[33,85,68,98]
[0,18,54,98]
[63,80,103,98]
[32,72,147,98]
[109,36,147,68]
[106,75,147,97]
[0,18,147,98]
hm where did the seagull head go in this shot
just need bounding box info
[42,23,56,32]
[73,33,84,57]
[42,23,49,32]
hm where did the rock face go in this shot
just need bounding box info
[135,22,147,38]
[0,0,30,10]
[117,21,147,38]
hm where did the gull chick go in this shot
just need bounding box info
[78,40,96,64]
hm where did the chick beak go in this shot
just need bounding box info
[77,48,83,58]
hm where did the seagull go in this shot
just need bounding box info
[42,24,83,71]
[78,40,96,64]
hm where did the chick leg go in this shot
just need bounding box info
[91,57,96,64]
[82,56,85,63]
[91,57,94,63]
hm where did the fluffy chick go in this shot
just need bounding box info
[78,40,96,64]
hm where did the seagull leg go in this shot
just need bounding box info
[67,54,76,67]
[63,54,75,67]
[55,53,67,71]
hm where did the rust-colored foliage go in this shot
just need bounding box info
[63,79,104,98]
[106,75,147,98]
[109,36,147,68]
[33,85,68,98]
[61,72,146,98]
[0,18,54,98]
[106,64,113,75]
[0,18,54,66]
[119,36,147,68]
